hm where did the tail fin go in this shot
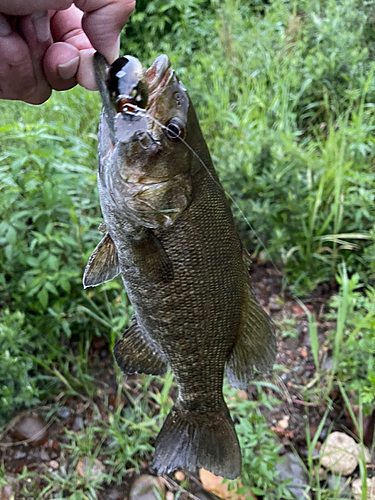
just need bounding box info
[153,403,241,479]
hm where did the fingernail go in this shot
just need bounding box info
[0,14,11,37]
[58,56,80,80]
[32,11,51,42]
[77,49,97,91]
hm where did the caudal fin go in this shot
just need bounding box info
[153,403,241,479]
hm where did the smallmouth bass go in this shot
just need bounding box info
[84,52,276,479]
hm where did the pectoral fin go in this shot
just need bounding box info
[131,229,174,284]
[114,321,167,375]
[83,233,120,288]
[226,286,277,389]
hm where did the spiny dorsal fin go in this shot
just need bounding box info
[83,233,120,288]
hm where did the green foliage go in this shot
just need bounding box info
[227,387,294,499]
[328,273,375,404]
[0,310,41,420]
[0,90,132,420]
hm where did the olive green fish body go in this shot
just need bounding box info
[84,53,276,479]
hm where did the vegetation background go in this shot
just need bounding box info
[0,0,374,498]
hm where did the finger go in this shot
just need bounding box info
[43,41,79,90]
[48,5,96,89]
[0,14,37,101]
[75,0,135,63]
[0,0,73,16]
[76,47,96,90]
[18,13,52,104]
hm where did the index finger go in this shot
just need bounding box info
[0,0,73,15]
[74,0,135,63]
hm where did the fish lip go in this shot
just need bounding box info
[145,55,172,109]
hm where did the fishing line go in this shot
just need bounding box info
[123,103,282,276]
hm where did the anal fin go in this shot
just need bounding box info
[83,233,120,288]
[114,322,167,376]
[226,286,277,389]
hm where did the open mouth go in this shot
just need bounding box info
[145,55,172,110]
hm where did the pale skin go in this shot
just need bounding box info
[0,0,135,104]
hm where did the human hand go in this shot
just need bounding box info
[0,0,135,104]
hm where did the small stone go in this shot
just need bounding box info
[277,418,289,429]
[57,407,71,419]
[327,475,351,497]
[13,450,26,460]
[49,460,59,470]
[174,471,185,481]
[323,357,333,371]
[76,457,105,479]
[269,297,282,311]
[236,390,248,401]
[275,452,310,500]
[166,492,174,500]
[352,477,375,500]
[129,475,165,500]
[10,413,48,446]
[0,475,14,500]
[40,448,50,461]
[0,485,12,500]
[72,416,83,432]
[355,444,371,463]
[321,432,359,475]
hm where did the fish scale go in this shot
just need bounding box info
[83,52,277,479]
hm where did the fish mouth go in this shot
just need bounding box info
[145,55,172,110]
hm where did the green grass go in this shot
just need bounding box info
[0,0,375,497]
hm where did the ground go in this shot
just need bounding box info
[0,263,374,499]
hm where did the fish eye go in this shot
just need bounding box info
[165,119,185,142]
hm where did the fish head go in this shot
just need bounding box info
[95,53,206,227]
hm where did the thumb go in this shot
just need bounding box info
[74,0,135,63]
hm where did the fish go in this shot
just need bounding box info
[83,52,277,479]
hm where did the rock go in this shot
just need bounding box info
[199,469,254,500]
[321,432,368,475]
[13,450,26,460]
[72,416,83,432]
[327,474,351,498]
[269,297,282,311]
[174,471,185,481]
[323,357,333,371]
[275,452,309,500]
[129,475,165,500]
[0,475,14,500]
[49,460,59,470]
[277,417,289,429]
[57,407,71,419]
[236,390,248,401]
[0,485,13,500]
[352,477,375,500]
[76,457,105,479]
[10,413,48,446]
[40,448,50,461]
[357,445,371,464]
[327,475,351,497]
